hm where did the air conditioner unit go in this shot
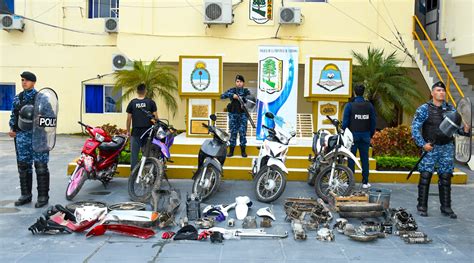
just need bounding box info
[112,54,133,71]
[105,18,118,33]
[204,0,233,25]
[0,15,25,31]
[279,7,302,25]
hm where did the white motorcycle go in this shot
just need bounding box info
[307,115,362,202]
[252,112,296,203]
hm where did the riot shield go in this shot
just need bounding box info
[32,88,59,152]
[454,97,472,163]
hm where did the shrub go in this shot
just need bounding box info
[371,125,420,157]
[375,156,418,170]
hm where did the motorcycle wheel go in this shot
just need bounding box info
[315,164,355,203]
[254,165,287,203]
[192,164,221,201]
[66,165,88,201]
[128,157,163,203]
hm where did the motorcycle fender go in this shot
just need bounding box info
[193,157,223,179]
[267,157,288,174]
[327,148,362,170]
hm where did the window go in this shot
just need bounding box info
[88,0,119,19]
[85,84,122,113]
[427,0,438,11]
[0,0,14,14]
[0,83,15,111]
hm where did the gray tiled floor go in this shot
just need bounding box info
[0,135,473,263]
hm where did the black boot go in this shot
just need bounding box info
[227,146,235,157]
[34,162,50,208]
[14,162,32,206]
[240,146,247,158]
[417,171,432,217]
[439,173,457,219]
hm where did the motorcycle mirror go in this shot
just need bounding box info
[210,114,217,121]
[265,112,274,119]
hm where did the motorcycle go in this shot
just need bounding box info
[252,112,296,203]
[128,109,176,203]
[66,122,127,200]
[307,115,361,202]
[192,114,230,201]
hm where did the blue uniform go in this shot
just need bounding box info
[9,88,49,164]
[411,102,455,174]
[221,87,250,147]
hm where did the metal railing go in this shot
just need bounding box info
[412,15,464,106]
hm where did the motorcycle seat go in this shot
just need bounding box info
[99,136,126,151]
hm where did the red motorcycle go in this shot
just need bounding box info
[66,121,127,200]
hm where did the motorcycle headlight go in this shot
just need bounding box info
[155,127,166,140]
[95,133,105,142]
[276,133,289,145]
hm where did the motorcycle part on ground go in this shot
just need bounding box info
[210,231,224,243]
[256,207,276,221]
[174,225,198,240]
[316,228,335,242]
[202,202,237,217]
[235,196,252,220]
[382,221,393,234]
[338,202,383,212]
[347,233,379,242]
[86,224,155,239]
[242,216,257,229]
[74,206,107,223]
[186,193,201,221]
[102,210,159,228]
[66,201,107,213]
[179,216,189,228]
[392,208,418,231]
[260,217,272,228]
[399,231,427,238]
[291,220,307,240]
[108,202,147,211]
[195,217,215,229]
[338,211,384,218]
[152,188,181,215]
[48,212,96,232]
[198,230,211,240]
[208,227,288,239]
[162,231,175,239]
[227,218,235,227]
[203,208,226,222]
[343,224,356,236]
[360,221,383,233]
[403,236,432,244]
[284,198,332,224]
[333,218,348,233]
[28,216,72,235]
[158,212,176,229]
[304,220,319,231]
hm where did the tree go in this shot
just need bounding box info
[253,0,265,10]
[113,58,179,116]
[263,59,276,81]
[352,47,425,126]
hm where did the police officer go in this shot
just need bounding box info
[342,84,376,189]
[126,83,158,171]
[8,72,51,208]
[221,75,250,157]
[412,81,470,218]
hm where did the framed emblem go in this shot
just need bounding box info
[179,56,222,97]
[307,57,352,99]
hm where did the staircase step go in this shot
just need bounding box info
[167,154,378,170]
[65,162,468,184]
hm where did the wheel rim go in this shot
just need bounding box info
[132,162,157,198]
[319,168,351,196]
[67,167,84,195]
[257,168,283,199]
[194,167,217,198]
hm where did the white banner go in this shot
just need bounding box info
[256,45,299,140]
